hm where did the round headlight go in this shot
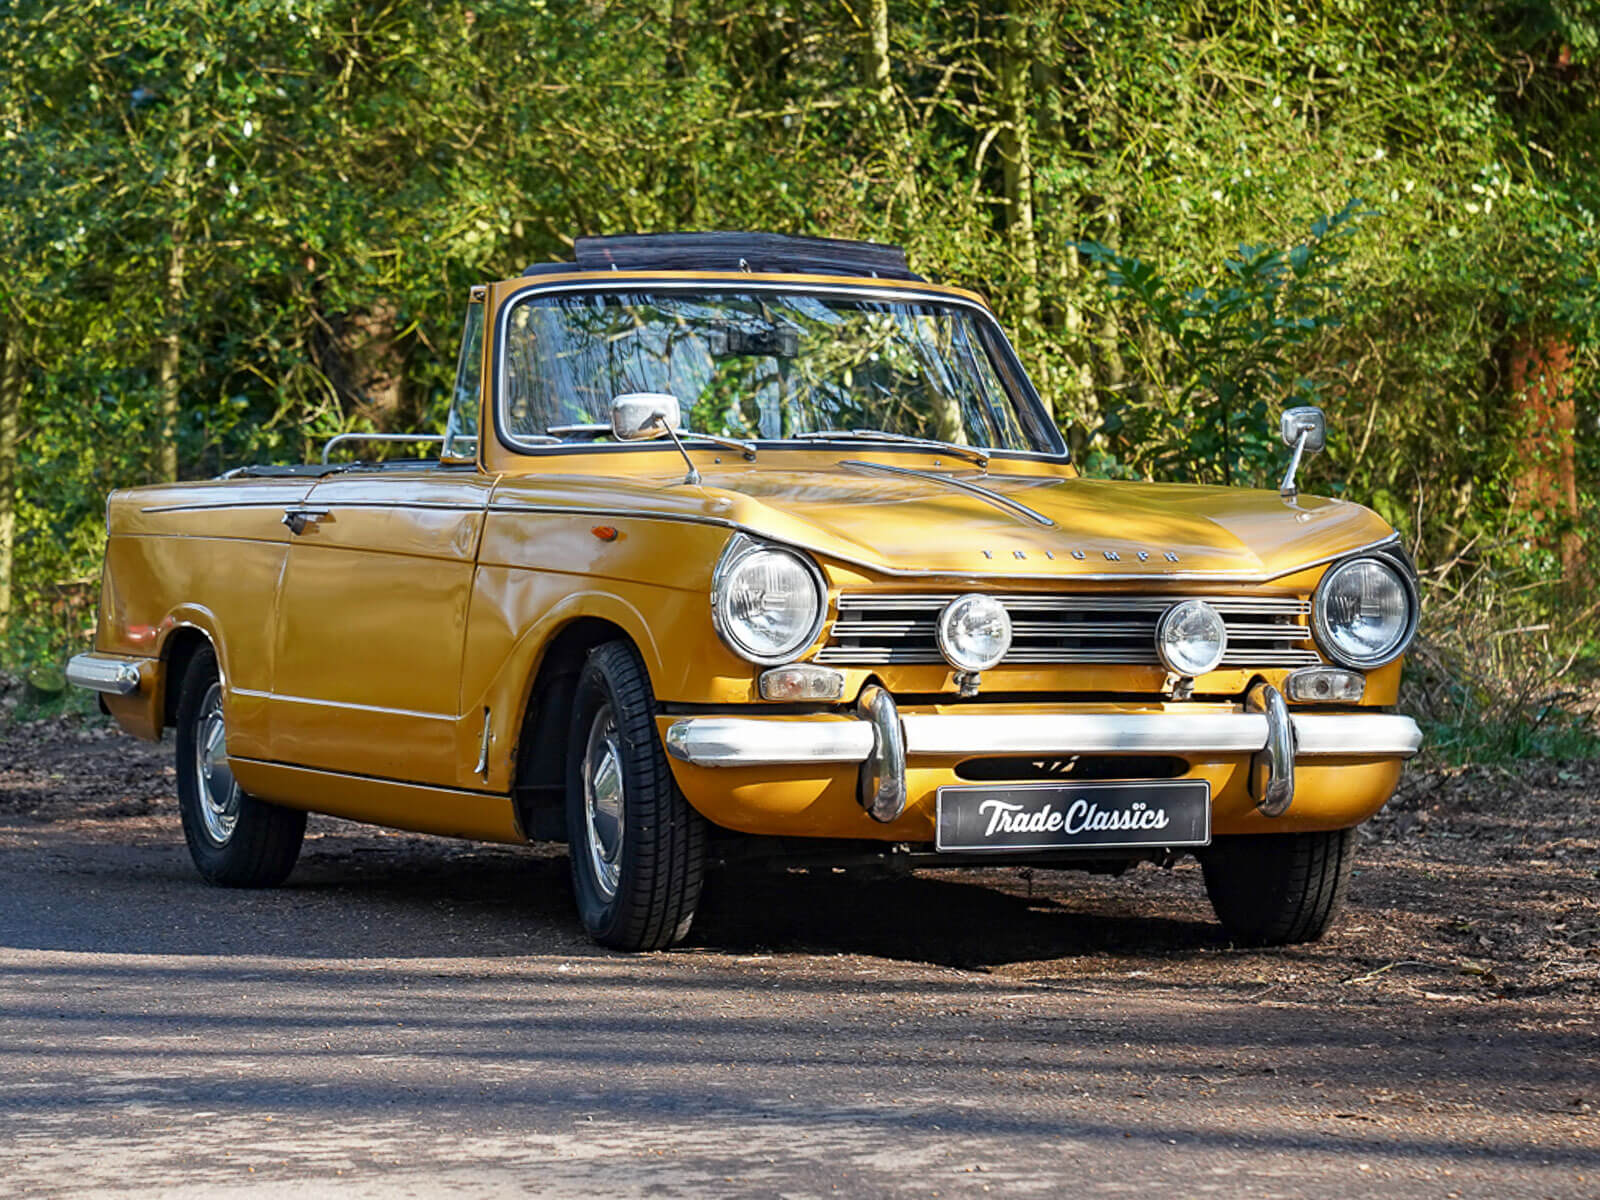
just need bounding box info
[937,594,1013,673]
[1313,556,1417,668]
[1156,600,1228,677]
[712,540,826,665]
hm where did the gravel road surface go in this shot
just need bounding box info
[1,718,1595,1197]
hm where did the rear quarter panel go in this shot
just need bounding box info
[99,479,312,755]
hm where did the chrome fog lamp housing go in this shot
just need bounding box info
[1155,599,1227,678]
[711,534,828,666]
[1312,555,1418,670]
[936,594,1013,673]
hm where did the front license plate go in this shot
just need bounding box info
[935,780,1212,853]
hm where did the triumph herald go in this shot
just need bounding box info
[68,232,1422,950]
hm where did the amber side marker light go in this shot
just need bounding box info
[591,525,620,542]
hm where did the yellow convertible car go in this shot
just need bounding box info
[69,232,1421,950]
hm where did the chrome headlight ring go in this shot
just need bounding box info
[710,533,829,666]
[1310,549,1420,670]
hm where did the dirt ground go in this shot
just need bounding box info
[1,711,1596,1197]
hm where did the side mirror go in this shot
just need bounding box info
[1278,405,1325,501]
[610,392,682,441]
[610,391,703,485]
[1280,406,1326,455]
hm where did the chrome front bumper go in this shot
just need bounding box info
[664,688,1422,826]
[664,709,1424,767]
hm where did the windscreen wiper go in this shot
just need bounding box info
[790,428,990,471]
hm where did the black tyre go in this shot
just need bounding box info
[565,640,706,950]
[1199,827,1358,946]
[175,647,306,887]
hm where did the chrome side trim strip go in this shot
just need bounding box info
[488,502,739,530]
[663,710,1423,767]
[664,718,876,766]
[231,688,458,723]
[837,459,1056,527]
[66,653,148,696]
[227,755,507,799]
[143,500,486,515]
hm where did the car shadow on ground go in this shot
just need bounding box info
[691,866,1220,967]
[1,820,1221,967]
[290,834,1224,968]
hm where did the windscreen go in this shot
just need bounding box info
[498,290,1046,451]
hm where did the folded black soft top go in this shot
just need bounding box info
[523,231,922,281]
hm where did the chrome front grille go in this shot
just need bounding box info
[816,593,1320,668]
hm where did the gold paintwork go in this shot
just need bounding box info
[88,267,1415,846]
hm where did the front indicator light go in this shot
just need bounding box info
[1284,666,1365,703]
[758,664,845,702]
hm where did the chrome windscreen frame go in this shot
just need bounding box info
[487,275,1069,462]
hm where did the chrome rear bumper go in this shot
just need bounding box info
[65,652,149,696]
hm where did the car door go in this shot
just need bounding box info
[266,467,494,786]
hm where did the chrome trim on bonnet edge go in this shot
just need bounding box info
[66,653,147,696]
[663,710,1423,767]
[483,505,1404,587]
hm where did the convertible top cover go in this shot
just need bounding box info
[537,232,922,281]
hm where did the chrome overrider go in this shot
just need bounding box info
[662,695,1424,824]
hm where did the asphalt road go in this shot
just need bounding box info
[1,808,1595,1198]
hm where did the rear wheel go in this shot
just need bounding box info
[1199,828,1357,946]
[175,648,305,887]
[565,640,705,950]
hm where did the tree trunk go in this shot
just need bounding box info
[666,0,692,76]
[0,329,20,634]
[867,0,920,225]
[998,7,1042,411]
[157,102,191,482]
[1510,332,1583,582]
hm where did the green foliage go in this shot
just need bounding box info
[1,0,1596,748]
[1080,200,1369,486]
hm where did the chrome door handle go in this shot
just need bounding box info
[281,507,331,535]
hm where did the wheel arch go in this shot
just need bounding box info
[159,621,221,731]
[510,616,645,841]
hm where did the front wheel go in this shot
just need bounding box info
[565,640,706,950]
[175,647,306,887]
[1199,827,1358,946]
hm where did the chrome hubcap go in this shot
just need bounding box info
[193,682,240,845]
[581,704,625,901]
